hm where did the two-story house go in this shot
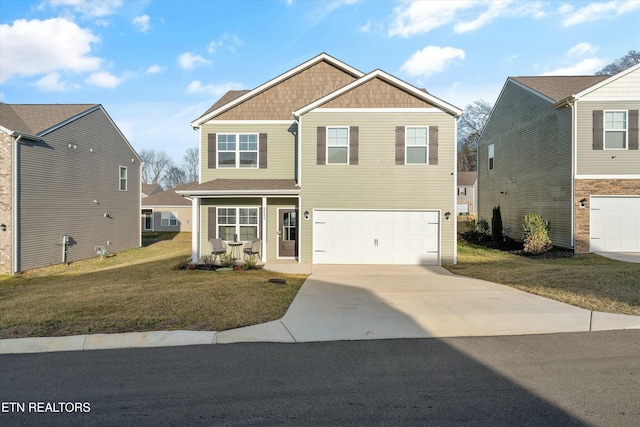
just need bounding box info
[178,53,462,266]
[0,103,141,274]
[457,171,477,215]
[477,63,639,253]
[141,184,193,232]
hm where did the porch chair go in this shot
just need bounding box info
[209,238,227,263]
[243,238,261,259]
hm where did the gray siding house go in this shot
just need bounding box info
[178,53,462,266]
[141,184,193,232]
[0,103,141,274]
[477,64,640,252]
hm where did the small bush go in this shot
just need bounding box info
[522,213,552,254]
[243,257,259,270]
[219,252,235,267]
[201,255,214,266]
[491,206,503,242]
[476,217,490,234]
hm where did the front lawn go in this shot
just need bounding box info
[0,234,307,338]
[444,240,640,316]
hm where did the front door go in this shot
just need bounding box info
[142,209,153,231]
[279,209,298,258]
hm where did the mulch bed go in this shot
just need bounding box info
[460,232,575,260]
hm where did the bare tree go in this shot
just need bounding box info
[457,99,492,171]
[183,147,199,183]
[596,50,640,75]
[139,149,173,184]
[163,166,188,189]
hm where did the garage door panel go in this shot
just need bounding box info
[313,210,440,265]
[590,197,640,252]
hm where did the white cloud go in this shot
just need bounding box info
[562,0,640,26]
[358,21,372,32]
[400,46,465,79]
[187,80,243,97]
[41,0,124,18]
[0,18,102,83]
[146,64,165,74]
[389,1,474,37]
[542,58,607,75]
[85,71,123,88]
[207,33,243,54]
[132,14,150,33]
[35,72,70,92]
[178,52,211,70]
[568,42,598,57]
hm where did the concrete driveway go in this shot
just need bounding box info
[217,265,640,343]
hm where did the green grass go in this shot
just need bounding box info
[0,233,307,338]
[444,240,640,316]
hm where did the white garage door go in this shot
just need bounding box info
[590,197,640,252]
[313,210,440,265]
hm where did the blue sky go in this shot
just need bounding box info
[1,0,639,161]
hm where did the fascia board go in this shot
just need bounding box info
[38,105,101,136]
[176,189,300,197]
[191,53,365,127]
[294,69,462,117]
[508,78,556,104]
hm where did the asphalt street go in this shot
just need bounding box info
[1,330,639,426]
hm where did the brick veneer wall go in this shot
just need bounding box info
[0,132,12,274]
[574,179,640,253]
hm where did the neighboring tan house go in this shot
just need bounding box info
[0,102,141,274]
[178,53,462,265]
[477,63,640,253]
[142,183,163,198]
[141,184,193,232]
[457,171,477,215]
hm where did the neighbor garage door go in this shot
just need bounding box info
[590,196,640,252]
[313,210,440,265]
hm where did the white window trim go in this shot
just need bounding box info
[142,209,154,231]
[217,133,259,168]
[488,144,495,170]
[161,211,178,227]
[603,110,628,150]
[216,206,260,241]
[326,126,350,165]
[119,166,127,191]
[405,125,429,165]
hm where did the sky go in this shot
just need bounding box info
[1,0,639,162]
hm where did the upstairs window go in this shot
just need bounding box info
[405,127,428,164]
[604,111,627,149]
[327,127,349,164]
[218,133,258,168]
[119,166,127,191]
[458,187,467,196]
[488,144,494,170]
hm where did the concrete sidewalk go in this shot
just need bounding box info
[3,265,640,354]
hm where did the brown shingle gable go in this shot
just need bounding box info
[0,102,99,135]
[322,77,436,109]
[141,188,192,207]
[510,76,609,102]
[457,171,477,186]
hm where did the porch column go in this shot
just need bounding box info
[191,196,200,263]
[261,197,267,263]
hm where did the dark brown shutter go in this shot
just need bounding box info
[317,126,326,165]
[349,126,359,165]
[208,206,217,240]
[629,110,639,150]
[208,133,217,168]
[259,133,268,168]
[429,126,438,165]
[593,110,603,150]
[395,126,405,165]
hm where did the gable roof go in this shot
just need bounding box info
[293,69,462,117]
[510,76,609,103]
[457,171,477,186]
[191,53,364,126]
[142,183,164,197]
[141,187,192,207]
[0,102,100,136]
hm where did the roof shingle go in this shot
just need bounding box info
[510,75,609,102]
[0,102,99,135]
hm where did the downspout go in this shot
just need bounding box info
[294,117,302,264]
[570,100,577,250]
[11,134,22,274]
[453,116,459,265]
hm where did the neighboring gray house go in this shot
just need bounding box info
[0,103,141,274]
[477,63,639,253]
[457,171,477,215]
[179,53,462,266]
[141,184,193,232]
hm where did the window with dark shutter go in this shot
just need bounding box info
[592,110,603,150]
[317,126,326,165]
[349,126,359,165]
[429,126,438,165]
[395,126,405,165]
[208,133,217,168]
[629,110,639,150]
[259,133,268,168]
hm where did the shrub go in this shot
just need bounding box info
[491,206,503,242]
[201,255,214,266]
[476,217,490,234]
[465,217,476,233]
[522,213,552,254]
[219,252,235,267]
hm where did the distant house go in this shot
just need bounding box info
[477,64,640,252]
[457,171,477,215]
[0,103,141,274]
[142,183,163,198]
[178,53,462,265]
[141,184,193,232]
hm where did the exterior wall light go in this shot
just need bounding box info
[304,210,310,220]
[444,211,451,221]
[0,224,6,231]
[579,198,587,209]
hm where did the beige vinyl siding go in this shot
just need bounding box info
[199,122,296,182]
[0,131,12,274]
[16,108,140,271]
[299,111,457,264]
[579,69,640,100]
[478,81,573,248]
[151,206,192,232]
[576,101,640,175]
